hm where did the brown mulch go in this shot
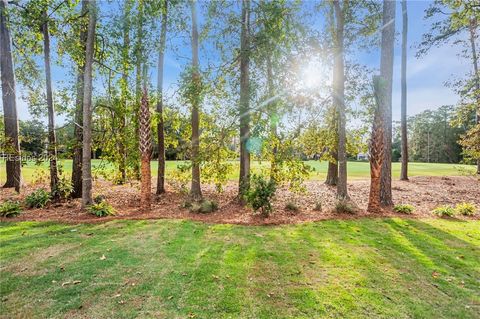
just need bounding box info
[1,176,479,225]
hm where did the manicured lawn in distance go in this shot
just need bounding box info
[0,159,476,184]
[0,219,478,318]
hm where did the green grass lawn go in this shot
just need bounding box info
[0,159,476,184]
[0,219,479,318]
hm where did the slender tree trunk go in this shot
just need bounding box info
[133,0,144,180]
[71,0,88,198]
[189,0,202,200]
[42,10,59,196]
[368,76,385,213]
[81,0,96,208]
[118,1,131,184]
[0,0,21,192]
[239,0,251,197]
[140,87,152,209]
[333,1,348,200]
[379,0,395,207]
[400,0,408,181]
[156,0,167,194]
[468,17,480,175]
[266,54,278,182]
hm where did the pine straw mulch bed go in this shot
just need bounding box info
[1,176,479,225]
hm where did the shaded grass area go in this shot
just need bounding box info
[1,219,479,318]
[0,159,476,184]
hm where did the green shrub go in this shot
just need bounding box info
[335,200,355,214]
[52,176,73,199]
[245,175,276,217]
[190,199,218,214]
[454,202,477,216]
[285,202,299,213]
[432,205,455,217]
[24,189,51,208]
[94,195,106,204]
[88,201,116,217]
[0,201,22,218]
[393,204,414,214]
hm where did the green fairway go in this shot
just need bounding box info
[0,219,479,318]
[0,159,476,184]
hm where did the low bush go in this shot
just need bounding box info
[0,201,22,218]
[285,202,299,213]
[24,189,51,208]
[190,200,218,214]
[245,175,276,217]
[432,205,455,217]
[88,201,116,217]
[52,176,73,200]
[454,202,477,216]
[335,200,355,214]
[393,204,414,214]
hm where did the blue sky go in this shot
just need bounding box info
[10,0,473,124]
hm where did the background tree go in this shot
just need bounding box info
[189,0,202,201]
[81,0,96,208]
[71,0,88,198]
[332,1,349,200]
[400,0,408,181]
[379,0,395,207]
[239,0,251,198]
[139,88,152,209]
[156,0,167,195]
[0,0,21,192]
[368,76,384,213]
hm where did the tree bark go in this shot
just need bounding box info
[133,0,144,181]
[42,10,59,196]
[156,0,167,194]
[368,76,385,213]
[325,159,338,186]
[71,0,88,198]
[468,17,480,175]
[140,88,152,209]
[266,54,278,182]
[0,0,21,192]
[190,0,202,200]
[379,0,395,207]
[81,0,96,208]
[333,1,349,200]
[239,0,251,198]
[400,0,408,181]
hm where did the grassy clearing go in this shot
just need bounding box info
[1,219,479,318]
[0,159,476,184]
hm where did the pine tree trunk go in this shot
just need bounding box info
[333,1,348,200]
[190,0,202,200]
[139,88,152,210]
[379,0,395,207]
[118,1,131,185]
[239,0,251,198]
[266,55,278,182]
[81,0,96,208]
[325,159,338,186]
[400,0,409,181]
[42,10,59,196]
[156,0,167,194]
[0,0,21,192]
[71,0,88,198]
[468,18,480,175]
[133,0,144,181]
[368,76,385,213]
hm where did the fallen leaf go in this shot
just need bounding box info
[432,271,440,278]
[167,296,173,300]
[100,255,107,260]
